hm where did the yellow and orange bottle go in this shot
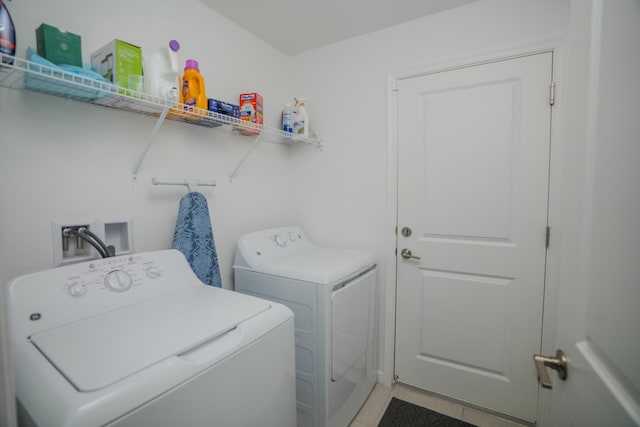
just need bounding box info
[180,59,207,115]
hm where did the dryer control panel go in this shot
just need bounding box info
[271,229,303,247]
[234,226,315,270]
[8,250,200,337]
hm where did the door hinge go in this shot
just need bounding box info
[395,248,397,256]
[550,83,556,106]
[546,226,551,249]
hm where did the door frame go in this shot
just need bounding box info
[383,39,568,422]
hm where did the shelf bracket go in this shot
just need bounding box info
[229,133,264,181]
[132,107,170,176]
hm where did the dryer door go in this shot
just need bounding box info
[331,268,375,380]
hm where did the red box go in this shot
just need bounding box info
[238,92,263,135]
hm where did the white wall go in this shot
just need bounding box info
[0,5,296,422]
[0,0,298,287]
[289,0,570,381]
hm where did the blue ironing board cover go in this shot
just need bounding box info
[172,192,222,287]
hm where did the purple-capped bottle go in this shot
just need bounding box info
[181,59,207,112]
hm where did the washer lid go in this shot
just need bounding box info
[29,286,270,392]
[247,247,374,284]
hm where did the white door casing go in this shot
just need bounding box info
[546,0,640,425]
[395,52,553,421]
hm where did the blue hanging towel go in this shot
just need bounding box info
[172,192,222,287]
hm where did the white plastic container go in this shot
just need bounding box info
[143,40,180,101]
[292,97,309,139]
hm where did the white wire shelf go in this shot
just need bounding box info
[0,54,322,146]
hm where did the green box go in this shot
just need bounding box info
[91,39,142,91]
[36,23,82,67]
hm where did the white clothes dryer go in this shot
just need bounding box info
[233,226,377,427]
[8,249,296,427]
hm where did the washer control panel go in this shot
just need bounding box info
[9,250,198,337]
[61,255,164,299]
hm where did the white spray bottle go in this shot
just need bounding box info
[143,40,180,101]
[292,97,309,139]
[282,103,292,133]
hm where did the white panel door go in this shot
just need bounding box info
[395,52,552,421]
[547,1,640,425]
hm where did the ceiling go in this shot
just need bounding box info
[199,0,479,55]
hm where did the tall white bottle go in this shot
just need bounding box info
[143,40,180,101]
[282,103,293,133]
[292,97,309,139]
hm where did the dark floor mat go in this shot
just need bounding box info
[378,397,477,427]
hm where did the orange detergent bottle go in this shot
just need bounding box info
[180,59,207,114]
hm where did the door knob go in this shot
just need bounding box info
[400,248,420,260]
[533,349,568,389]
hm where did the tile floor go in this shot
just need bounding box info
[349,382,530,427]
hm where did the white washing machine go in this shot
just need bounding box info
[8,249,296,427]
[233,226,377,427]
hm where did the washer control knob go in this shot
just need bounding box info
[105,270,133,292]
[273,234,287,247]
[145,266,161,279]
[288,232,297,242]
[68,282,87,297]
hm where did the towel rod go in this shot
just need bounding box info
[151,178,217,193]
